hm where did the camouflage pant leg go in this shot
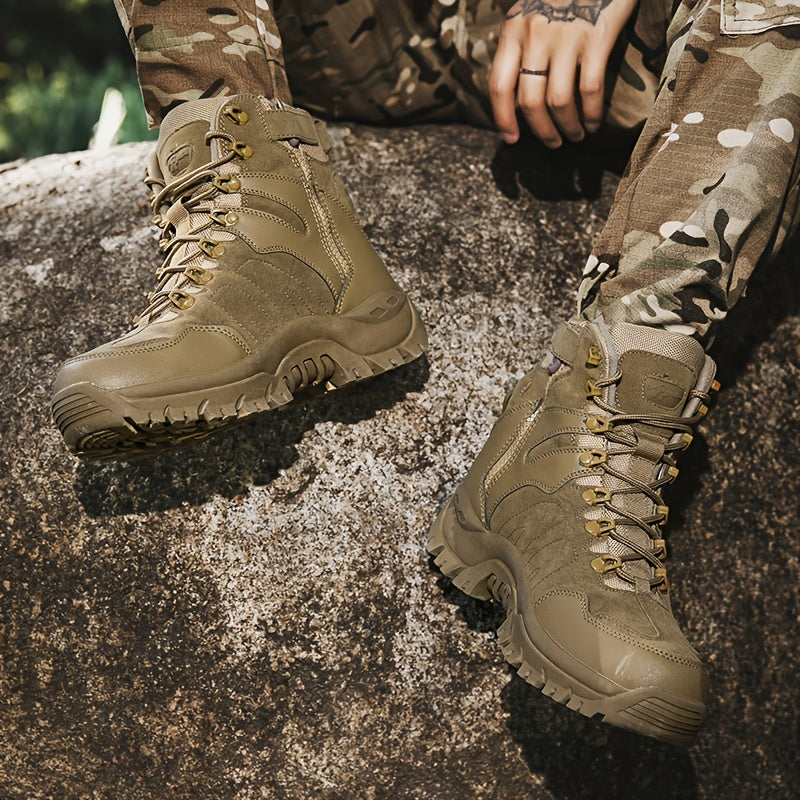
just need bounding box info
[114,0,669,129]
[579,0,800,344]
[114,0,504,127]
[272,0,501,126]
[113,0,291,127]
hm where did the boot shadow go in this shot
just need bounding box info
[708,231,800,385]
[74,356,429,517]
[429,563,506,634]
[665,232,800,531]
[502,672,698,800]
[661,434,710,536]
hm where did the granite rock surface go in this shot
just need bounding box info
[1,127,798,800]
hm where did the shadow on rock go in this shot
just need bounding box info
[490,129,634,203]
[661,431,710,536]
[502,672,698,800]
[666,229,800,532]
[708,229,800,386]
[429,562,506,634]
[1,509,287,798]
[74,356,429,516]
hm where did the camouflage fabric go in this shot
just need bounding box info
[578,0,800,343]
[604,0,675,130]
[115,0,506,127]
[113,0,291,127]
[273,0,501,125]
[721,0,800,33]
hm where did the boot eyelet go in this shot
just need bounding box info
[185,266,213,285]
[586,415,612,433]
[586,346,601,367]
[223,105,249,125]
[199,238,225,258]
[582,487,612,505]
[210,209,239,226]
[653,539,667,559]
[579,449,607,467]
[591,554,622,574]
[585,379,602,398]
[585,518,615,537]
[213,175,241,193]
[169,291,195,310]
[654,567,669,592]
[666,466,679,482]
[656,504,669,525]
[231,141,253,159]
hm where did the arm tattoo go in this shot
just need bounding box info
[506,0,614,25]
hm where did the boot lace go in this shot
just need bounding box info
[581,370,712,591]
[134,130,249,325]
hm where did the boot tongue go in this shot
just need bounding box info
[608,322,706,417]
[597,323,707,594]
[156,98,222,181]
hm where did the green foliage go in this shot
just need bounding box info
[1,0,153,160]
[0,58,155,160]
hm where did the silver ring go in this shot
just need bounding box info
[520,68,549,77]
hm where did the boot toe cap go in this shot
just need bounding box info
[534,589,709,706]
[53,326,248,395]
[51,326,250,456]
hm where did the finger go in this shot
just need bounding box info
[517,61,562,148]
[546,44,584,142]
[489,24,524,144]
[516,34,562,149]
[579,48,608,133]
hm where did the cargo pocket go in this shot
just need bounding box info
[721,0,800,34]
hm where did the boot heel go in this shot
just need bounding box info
[427,500,493,602]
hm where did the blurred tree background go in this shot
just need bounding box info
[1,0,155,161]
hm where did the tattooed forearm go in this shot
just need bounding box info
[506,0,614,25]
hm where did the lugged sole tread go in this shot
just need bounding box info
[55,316,427,461]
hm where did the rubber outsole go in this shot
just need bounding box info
[53,302,427,461]
[427,498,706,746]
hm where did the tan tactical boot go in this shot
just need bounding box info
[52,95,427,459]
[428,319,718,745]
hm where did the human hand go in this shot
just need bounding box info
[490,0,637,147]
